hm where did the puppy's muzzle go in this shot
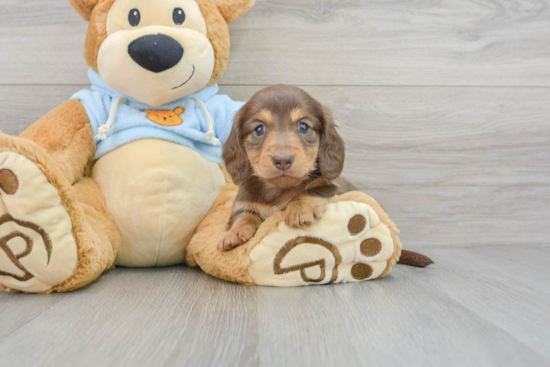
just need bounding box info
[128,34,184,73]
[272,155,294,171]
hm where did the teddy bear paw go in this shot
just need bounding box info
[248,201,395,287]
[0,149,78,293]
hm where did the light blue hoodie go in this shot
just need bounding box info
[72,69,245,163]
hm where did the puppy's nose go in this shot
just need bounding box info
[272,155,294,171]
[128,34,184,73]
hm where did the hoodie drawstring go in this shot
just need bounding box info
[192,97,220,147]
[95,97,127,141]
[94,96,219,147]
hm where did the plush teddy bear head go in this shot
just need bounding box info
[69,0,254,106]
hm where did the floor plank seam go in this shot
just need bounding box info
[432,283,550,363]
[0,296,64,344]
[415,243,550,250]
[2,83,550,89]
[395,268,550,363]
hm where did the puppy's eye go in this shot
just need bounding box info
[298,122,310,135]
[173,8,186,25]
[128,9,141,27]
[253,124,266,137]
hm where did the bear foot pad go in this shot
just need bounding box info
[249,201,394,287]
[0,151,78,293]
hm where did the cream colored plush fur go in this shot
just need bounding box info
[92,139,225,267]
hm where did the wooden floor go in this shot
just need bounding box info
[1,246,550,366]
[0,0,549,366]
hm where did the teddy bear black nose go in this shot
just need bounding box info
[128,34,184,73]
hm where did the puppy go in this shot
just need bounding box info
[219,85,435,268]
[219,84,355,251]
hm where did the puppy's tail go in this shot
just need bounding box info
[397,250,434,268]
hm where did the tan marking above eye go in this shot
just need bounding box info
[290,108,307,123]
[256,109,273,124]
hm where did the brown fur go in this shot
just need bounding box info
[398,250,434,268]
[82,0,116,73]
[20,99,95,185]
[196,0,231,87]
[216,0,255,23]
[69,0,99,20]
[54,177,121,293]
[220,85,350,250]
[186,166,259,284]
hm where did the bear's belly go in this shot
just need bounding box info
[92,139,225,267]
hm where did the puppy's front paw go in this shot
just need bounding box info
[285,197,328,228]
[219,224,258,251]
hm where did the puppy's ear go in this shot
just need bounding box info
[223,108,251,185]
[216,0,255,23]
[318,106,346,182]
[68,0,99,21]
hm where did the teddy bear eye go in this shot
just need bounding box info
[173,8,186,25]
[128,8,141,27]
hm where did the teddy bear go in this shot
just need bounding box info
[0,0,416,293]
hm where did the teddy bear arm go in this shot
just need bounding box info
[19,99,95,184]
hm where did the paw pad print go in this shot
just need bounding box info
[249,201,395,286]
[0,152,78,292]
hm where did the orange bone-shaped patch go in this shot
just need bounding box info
[144,107,185,126]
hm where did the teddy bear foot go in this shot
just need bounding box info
[248,201,397,287]
[0,136,79,293]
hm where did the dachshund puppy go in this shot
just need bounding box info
[219,84,355,251]
[219,85,434,268]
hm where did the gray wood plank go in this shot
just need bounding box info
[0,293,66,340]
[0,85,85,136]
[3,84,548,248]
[1,0,549,86]
[251,256,549,367]
[421,245,550,359]
[1,246,549,367]
[0,268,261,367]
[0,0,89,85]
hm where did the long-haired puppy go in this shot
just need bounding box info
[219,85,434,267]
[219,84,355,251]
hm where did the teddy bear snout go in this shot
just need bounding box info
[128,34,184,73]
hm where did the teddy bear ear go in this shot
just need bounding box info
[216,0,255,24]
[68,0,99,21]
[174,107,186,115]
